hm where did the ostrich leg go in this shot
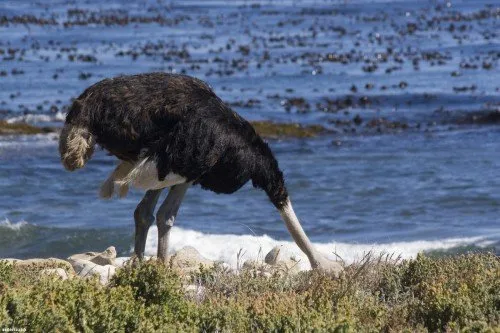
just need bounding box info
[280,198,343,275]
[134,189,163,258]
[156,183,190,263]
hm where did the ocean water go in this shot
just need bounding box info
[0,0,499,266]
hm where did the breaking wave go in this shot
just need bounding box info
[0,220,496,266]
[144,226,495,270]
[0,219,30,231]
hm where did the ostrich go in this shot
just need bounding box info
[59,73,341,273]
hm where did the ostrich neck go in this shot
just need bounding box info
[279,198,320,267]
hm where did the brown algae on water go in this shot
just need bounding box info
[0,121,55,135]
[250,121,327,139]
[0,119,326,139]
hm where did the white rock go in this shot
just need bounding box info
[263,246,302,275]
[1,258,74,275]
[170,246,214,273]
[41,268,69,280]
[242,256,301,277]
[114,257,130,267]
[68,246,117,266]
[264,246,283,265]
[68,252,98,262]
[69,258,116,285]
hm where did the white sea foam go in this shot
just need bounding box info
[143,226,490,270]
[0,132,59,148]
[0,219,29,231]
[6,112,66,124]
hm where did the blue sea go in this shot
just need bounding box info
[0,0,498,266]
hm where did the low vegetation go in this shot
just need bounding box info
[0,253,498,332]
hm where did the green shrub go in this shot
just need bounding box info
[0,253,498,332]
[401,253,500,331]
[110,259,183,307]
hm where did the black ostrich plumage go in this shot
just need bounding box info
[64,73,288,208]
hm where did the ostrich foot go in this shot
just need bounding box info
[311,255,343,277]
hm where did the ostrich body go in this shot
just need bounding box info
[59,73,341,273]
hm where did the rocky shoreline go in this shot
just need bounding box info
[1,245,305,286]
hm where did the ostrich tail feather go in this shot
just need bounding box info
[59,124,95,171]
